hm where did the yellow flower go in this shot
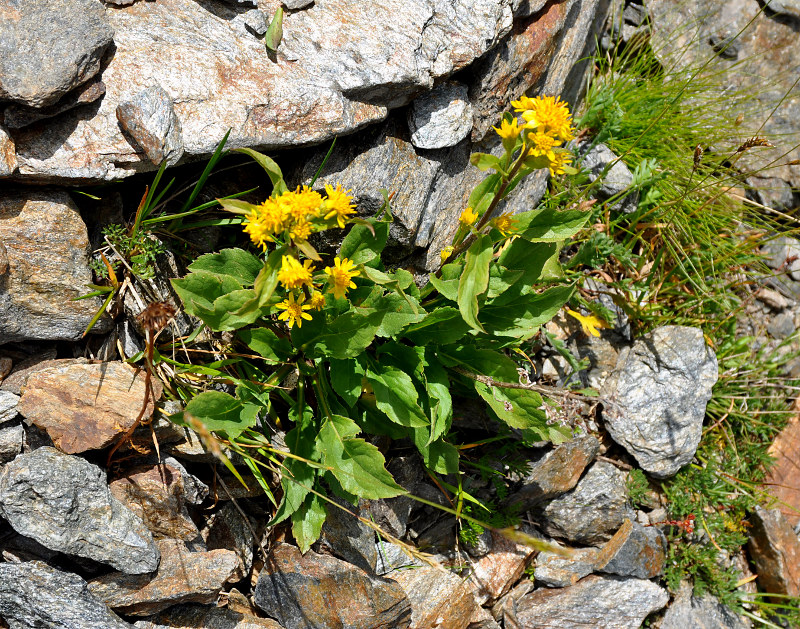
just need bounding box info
[492,212,515,236]
[440,246,454,263]
[494,117,521,141]
[243,198,286,249]
[277,255,315,291]
[276,293,313,329]
[566,308,611,337]
[323,184,356,228]
[283,186,323,221]
[549,150,573,177]
[288,217,313,242]
[527,130,561,161]
[459,206,478,227]
[258,198,287,232]
[308,290,326,311]
[510,95,537,112]
[324,256,360,300]
[243,209,273,250]
[520,95,574,141]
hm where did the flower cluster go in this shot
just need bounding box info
[244,183,356,251]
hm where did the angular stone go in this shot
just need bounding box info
[747,506,800,597]
[116,85,184,167]
[319,499,377,573]
[391,565,478,629]
[468,529,535,604]
[0,423,23,464]
[762,236,800,282]
[254,543,411,628]
[0,561,132,629]
[3,77,106,129]
[0,357,11,380]
[580,142,638,213]
[134,605,284,628]
[513,574,668,628]
[17,362,162,454]
[0,124,16,176]
[283,0,315,8]
[237,9,268,37]
[367,455,424,539]
[595,519,666,579]
[601,326,718,478]
[535,461,633,545]
[109,463,200,541]
[0,391,18,424]
[659,581,750,629]
[0,0,114,108]
[89,539,238,616]
[746,175,795,213]
[205,502,255,582]
[375,540,422,575]
[764,412,800,528]
[408,82,473,149]
[0,190,108,343]
[766,0,800,18]
[0,447,160,574]
[534,546,598,588]
[505,435,600,511]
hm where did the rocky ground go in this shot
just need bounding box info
[1,0,800,628]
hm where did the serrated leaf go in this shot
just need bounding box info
[458,234,492,332]
[340,218,389,267]
[411,429,459,474]
[182,391,259,439]
[328,358,364,408]
[291,493,326,553]
[371,292,425,337]
[365,364,429,428]
[318,414,405,499]
[474,382,548,432]
[187,248,262,286]
[514,207,590,242]
[481,284,574,339]
[238,327,293,364]
[401,307,470,345]
[423,350,452,444]
[206,289,263,331]
[293,309,382,359]
[172,271,244,315]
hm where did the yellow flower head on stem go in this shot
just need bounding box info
[243,209,273,250]
[510,95,537,113]
[277,255,315,291]
[283,186,323,221]
[323,184,356,228]
[494,117,521,142]
[527,130,561,161]
[324,256,360,300]
[521,95,574,142]
[459,206,478,227]
[491,212,516,236]
[566,308,611,337]
[308,290,326,311]
[243,198,286,249]
[288,217,313,242]
[549,150,573,177]
[440,246,454,263]
[276,293,313,329]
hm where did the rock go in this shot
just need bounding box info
[763,412,800,528]
[468,606,502,629]
[534,546,598,588]
[117,85,184,167]
[319,499,377,573]
[0,190,110,342]
[0,0,114,108]
[0,561,132,629]
[109,462,201,542]
[0,357,11,380]
[764,0,800,20]
[505,435,600,511]
[602,326,719,478]
[0,447,160,574]
[283,0,315,8]
[622,3,647,25]
[3,77,106,129]
[0,391,18,424]
[756,287,789,311]
[0,350,61,394]
[762,236,800,282]
[375,540,421,575]
[391,565,478,629]
[535,461,633,545]
[367,456,424,538]
[89,539,238,616]
[746,176,795,213]
[0,423,23,463]
[0,124,16,175]
[580,142,638,213]
[254,542,411,628]
[747,506,800,596]
[408,82,473,149]
[16,361,162,454]
[767,311,795,339]
[237,9,269,36]
[104,0,141,5]
[468,530,535,604]
[512,574,668,628]
[596,519,666,579]
[659,581,750,629]
[204,502,255,582]
[134,604,284,628]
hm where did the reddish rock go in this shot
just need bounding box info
[391,565,478,629]
[16,361,162,454]
[109,463,200,541]
[764,412,800,528]
[595,518,666,579]
[138,605,284,628]
[468,530,535,605]
[89,539,238,616]
[747,506,800,597]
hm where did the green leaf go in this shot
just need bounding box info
[481,284,575,339]
[182,391,259,439]
[412,429,460,474]
[254,247,286,307]
[270,405,318,527]
[328,358,364,408]
[474,382,548,433]
[428,263,462,302]
[238,327,293,364]
[318,414,405,499]
[217,198,260,216]
[265,7,284,54]
[467,173,501,215]
[204,289,264,331]
[401,307,470,346]
[514,207,590,242]
[370,292,425,337]
[438,345,521,382]
[458,234,492,332]
[172,271,244,314]
[470,152,503,172]
[340,218,389,267]
[187,248,262,286]
[497,239,561,283]
[235,148,288,195]
[423,350,452,443]
[294,308,382,359]
[365,364,430,428]
[291,493,326,553]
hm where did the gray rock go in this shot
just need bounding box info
[0,561,132,629]
[366,456,423,538]
[116,85,184,167]
[205,502,255,582]
[767,311,796,339]
[391,565,479,628]
[513,574,669,628]
[659,581,751,629]
[534,546,598,587]
[103,0,140,5]
[535,461,633,545]
[408,82,473,149]
[756,288,789,311]
[0,391,19,424]
[0,447,160,574]
[237,9,268,36]
[283,0,315,8]
[511,0,550,18]
[763,236,800,281]
[0,0,114,108]
[580,142,638,213]
[764,0,800,19]
[0,189,110,343]
[506,435,600,511]
[623,3,647,25]
[134,605,284,628]
[0,123,16,175]
[602,326,719,478]
[3,77,106,129]
[746,176,795,213]
[598,520,667,579]
[0,423,23,463]
[319,499,377,573]
[746,506,800,597]
[375,540,421,575]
